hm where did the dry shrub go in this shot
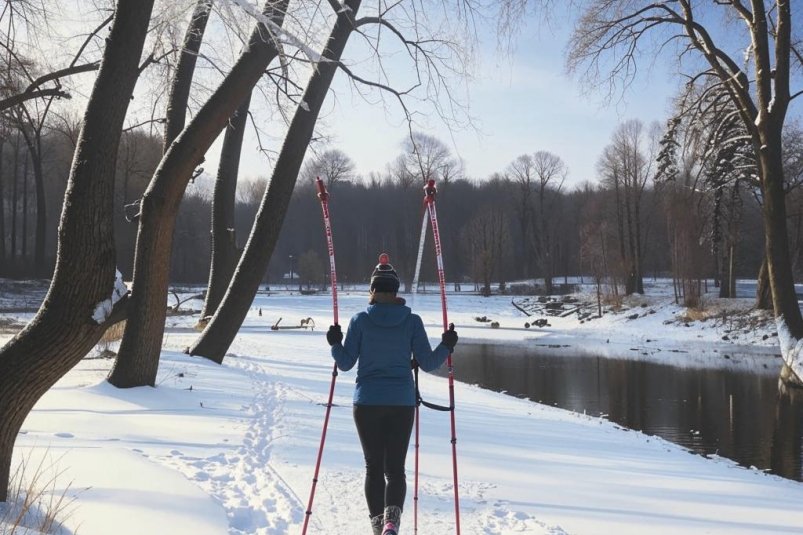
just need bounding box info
[681,307,707,322]
[99,320,126,344]
[1,451,76,534]
[94,319,126,358]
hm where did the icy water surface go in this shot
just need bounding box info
[439,344,803,482]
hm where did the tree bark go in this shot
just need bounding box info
[108,0,287,388]
[189,0,362,362]
[200,91,252,319]
[761,134,803,378]
[756,256,772,310]
[0,0,153,502]
[162,0,213,151]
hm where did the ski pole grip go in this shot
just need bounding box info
[316,176,328,201]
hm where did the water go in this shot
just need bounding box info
[437,344,803,482]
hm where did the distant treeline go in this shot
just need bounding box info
[0,125,783,295]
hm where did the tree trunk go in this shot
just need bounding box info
[109,0,287,387]
[21,155,28,263]
[33,136,46,273]
[19,128,47,274]
[756,256,772,310]
[200,91,252,319]
[0,0,153,502]
[162,0,213,151]
[10,134,19,267]
[189,0,362,362]
[761,137,803,383]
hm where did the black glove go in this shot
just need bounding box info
[441,323,458,351]
[326,324,343,346]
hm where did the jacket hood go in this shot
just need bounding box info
[366,302,411,327]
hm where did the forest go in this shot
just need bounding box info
[3,117,800,307]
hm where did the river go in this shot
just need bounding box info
[436,343,803,482]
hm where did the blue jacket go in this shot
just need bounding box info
[331,302,450,406]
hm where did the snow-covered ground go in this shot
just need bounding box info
[2,282,802,535]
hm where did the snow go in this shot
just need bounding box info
[227,0,325,65]
[3,282,803,534]
[776,316,803,380]
[90,269,128,324]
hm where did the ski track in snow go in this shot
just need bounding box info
[153,357,304,534]
[136,347,564,534]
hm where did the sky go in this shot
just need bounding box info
[204,6,680,190]
[3,287,803,534]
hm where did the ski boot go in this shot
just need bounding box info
[382,505,402,535]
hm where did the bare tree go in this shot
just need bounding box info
[462,207,509,296]
[565,0,803,382]
[507,154,536,278]
[189,0,364,361]
[596,120,655,295]
[108,0,290,388]
[301,147,356,188]
[0,0,154,501]
[200,92,252,320]
[162,0,214,151]
[531,150,567,294]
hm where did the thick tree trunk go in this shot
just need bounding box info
[0,0,153,502]
[200,92,252,319]
[162,0,213,151]
[108,0,286,387]
[762,139,803,383]
[189,0,362,362]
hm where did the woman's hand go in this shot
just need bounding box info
[441,323,458,351]
[326,324,343,346]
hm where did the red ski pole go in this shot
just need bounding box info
[422,179,461,534]
[302,177,339,534]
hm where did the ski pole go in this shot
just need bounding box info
[302,177,339,535]
[423,179,461,535]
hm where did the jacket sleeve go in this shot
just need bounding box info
[410,314,450,372]
[331,315,360,371]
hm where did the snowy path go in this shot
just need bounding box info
[153,356,304,534]
[6,292,803,534]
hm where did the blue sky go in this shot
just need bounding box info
[198,6,692,192]
[308,12,678,188]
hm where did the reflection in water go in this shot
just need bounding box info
[435,344,803,482]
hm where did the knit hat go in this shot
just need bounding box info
[370,253,400,293]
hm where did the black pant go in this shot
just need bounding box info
[353,405,415,518]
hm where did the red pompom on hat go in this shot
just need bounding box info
[370,253,400,293]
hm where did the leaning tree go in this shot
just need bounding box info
[108,0,289,388]
[0,0,155,501]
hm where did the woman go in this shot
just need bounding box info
[326,253,458,535]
